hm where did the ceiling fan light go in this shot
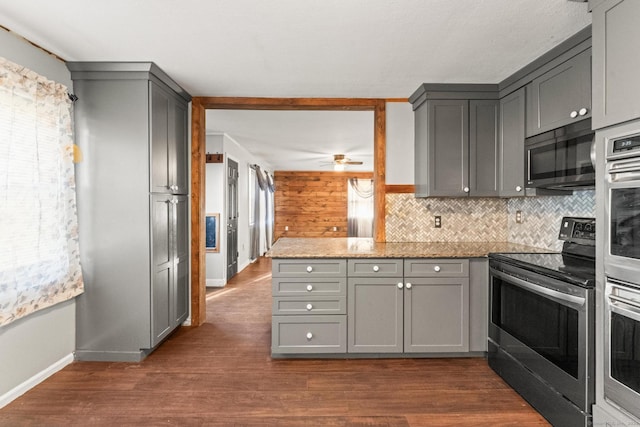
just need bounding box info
[334,163,345,171]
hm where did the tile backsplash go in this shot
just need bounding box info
[507,190,595,251]
[386,190,595,250]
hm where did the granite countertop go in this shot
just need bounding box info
[266,237,554,259]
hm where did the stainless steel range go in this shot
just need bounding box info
[488,217,595,427]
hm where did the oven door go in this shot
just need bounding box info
[604,279,640,420]
[489,262,594,411]
[605,156,640,284]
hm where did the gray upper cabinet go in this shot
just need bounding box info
[410,84,499,198]
[526,48,592,137]
[69,62,191,362]
[592,0,640,129]
[498,88,526,197]
[151,82,189,195]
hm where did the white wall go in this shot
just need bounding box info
[205,135,225,286]
[386,102,414,185]
[0,28,76,406]
[205,133,273,285]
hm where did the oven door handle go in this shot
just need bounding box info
[491,269,586,308]
[608,295,640,323]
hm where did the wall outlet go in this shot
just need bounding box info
[515,210,523,224]
[434,216,441,228]
[285,225,289,231]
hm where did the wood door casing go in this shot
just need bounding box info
[190,97,391,326]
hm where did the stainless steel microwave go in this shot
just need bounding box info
[525,119,595,190]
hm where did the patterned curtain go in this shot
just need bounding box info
[0,57,84,327]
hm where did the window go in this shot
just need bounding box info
[0,57,84,327]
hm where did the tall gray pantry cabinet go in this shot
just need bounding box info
[69,62,191,362]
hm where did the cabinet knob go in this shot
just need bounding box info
[406,283,412,289]
[570,110,578,119]
[306,284,313,292]
[578,107,588,116]
[397,282,404,289]
[515,185,522,192]
[434,266,441,272]
[463,187,470,193]
[373,265,380,272]
[306,266,313,273]
[306,303,313,311]
[306,332,313,340]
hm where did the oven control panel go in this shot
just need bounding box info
[559,217,595,243]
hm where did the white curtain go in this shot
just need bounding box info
[0,57,84,327]
[347,178,374,238]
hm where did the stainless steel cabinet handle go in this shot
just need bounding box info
[397,282,404,289]
[406,283,412,289]
[570,110,578,119]
[578,107,588,116]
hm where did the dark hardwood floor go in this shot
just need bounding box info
[1,257,549,426]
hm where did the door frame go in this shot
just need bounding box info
[190,97,386,326]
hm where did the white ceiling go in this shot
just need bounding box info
[0,0,592,171]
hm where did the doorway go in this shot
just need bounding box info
[190,97,387,326]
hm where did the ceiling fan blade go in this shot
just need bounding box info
[345,161,363,165]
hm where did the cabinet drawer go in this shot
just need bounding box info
[272,296,346,315]
[272,259,346,277]
[404,259,469,277]
[271,315,347,354]
[272,277,346,296]
[347,258,403,277]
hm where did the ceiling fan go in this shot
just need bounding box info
[326,154,363,170]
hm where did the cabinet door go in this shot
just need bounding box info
[592,0,640,129]
[415,99,469,197]
[172,195,189,325]
[469,100,499,196]
[498,88,526,197]
[348,278,403,353]
[526,49,592,137]
[403,277,469,353]
[150,82,171,194]
[151,194,173,346]
[170,99,189,194]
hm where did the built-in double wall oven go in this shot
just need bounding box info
[604,122,640,420]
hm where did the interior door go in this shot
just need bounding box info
[226,158,239,279]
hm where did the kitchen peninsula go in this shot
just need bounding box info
[267,237,549,357]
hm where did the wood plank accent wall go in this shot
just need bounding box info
[275,171,373,239]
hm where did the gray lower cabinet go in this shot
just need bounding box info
[348,259,470,354]
[498,88,526,197]
[525,48,592,137]
[70,62,191,362]
[271,259,347,354]
[592,0,640,129]
[411,85,499,198]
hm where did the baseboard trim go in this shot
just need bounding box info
[0,353,74,409]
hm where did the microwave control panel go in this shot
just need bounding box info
[559,217,595,242]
